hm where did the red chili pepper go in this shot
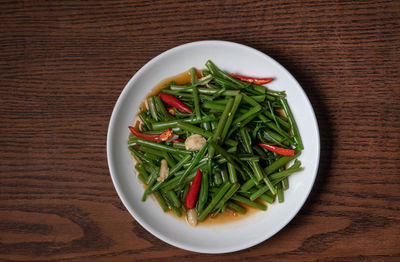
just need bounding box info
[258,144,295,156]
[159,92,193,114]
[171,138,183,143]
[167,107,175,115]
[185,169,202,209]
[230,73,274,85]
[129,126,173,142]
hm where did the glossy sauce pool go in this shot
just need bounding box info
[138,69,194,111]
[133,69,194,129]
[132,69,263,225]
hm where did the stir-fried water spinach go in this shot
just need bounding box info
[128,60,303,226]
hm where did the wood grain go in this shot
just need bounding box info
[1,0,399,261]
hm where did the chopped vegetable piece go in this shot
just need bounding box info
[258,144,295,156]
[185,169,202,209]
[186,208,198,226]
[185,134,207,151]
[157,159,169,182]
[230,73,274,85]
[129,126,173,142]
[159,92,193,114]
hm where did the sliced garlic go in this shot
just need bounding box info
[276,108,287,118]
[199,74,212,85]
[157,159,169,182]
[185,134,206,151]
[186,209,198,227]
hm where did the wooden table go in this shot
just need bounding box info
[1,1,399,261]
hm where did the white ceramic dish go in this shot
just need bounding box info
[107,40,320,254]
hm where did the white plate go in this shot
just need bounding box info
[107,40,320,254]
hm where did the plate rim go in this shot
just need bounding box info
[107,40,320,254]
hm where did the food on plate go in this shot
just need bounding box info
[127,60,303,226]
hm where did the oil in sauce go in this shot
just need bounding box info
[138,69,193,111]
[134,69,194,129]
[131,69,263,225]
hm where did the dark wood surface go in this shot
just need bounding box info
[1,1,399,261]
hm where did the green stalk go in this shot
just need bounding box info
[197,170,209,213]
[227,162,237,183]
[135,138,191,155]
[151,114,216,130]
[240,180,255,192]
[280,98,303,149]
[259,193,275,204]
[233,105,261,125]
[206,60,247,88]
[221,94,242,142]
[170,86,240,96]
[277,183,284,203]
[178,142,208,184]
[141,168,159,201]
[153,191,169,212]
[154,95,170,121]
[282,178,289,190]
[263,176,276,195]
[265,152,300,175]
[269,167,302,180]
[214,183,240,211]
[263,111,290,130]
[208,98,234,159]
[139,111,152,130]
[249,160,264,182]
[166,190,181,208]
[191,68,202,120]
[227,201,246,213]
[162,191,182,216]
[177,121,237,147]
[231,195,266,210]
[147,96,159,121]
[198,182,231,221]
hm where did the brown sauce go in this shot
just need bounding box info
[131,69,262,225]
[153,197,263,225]
[138,69,193,111]
[134,69,194,129]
